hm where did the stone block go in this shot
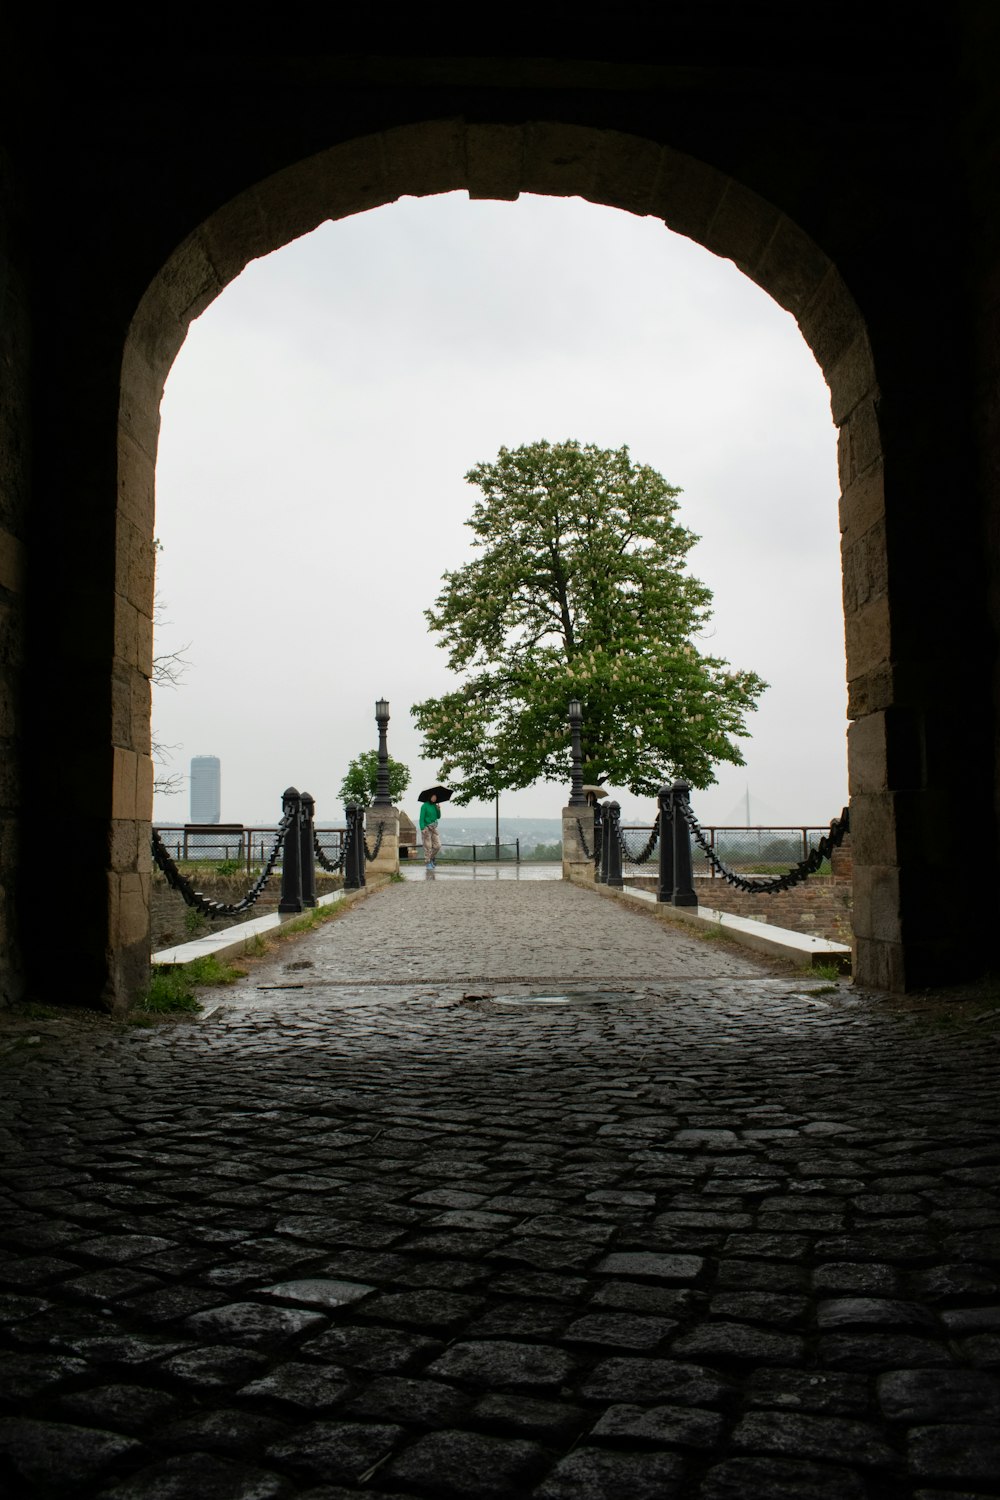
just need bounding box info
[799,268,864,380]
[153,227,224,330]
[113,597,140,673]
[841,519,888,616]
[136,753,154,821]
[841,395,883,484]
[110,817,141,875]
[126,279,192,386]
[844,594,892,680]
[851,863,900,945]
[753,213,833,319]
[650,148,728,244]
[522,122,599,198]
[117,871,150,948]
[0,525,24,593]
[591,131,665,216]
[115,516,155,616]
[270,135,391,236]
[466,123,524,201]
[115,429,155,535]
[111,747,139,821]
[838,463,885,547]
[119,335,167,454]
[827,331,878,426]
[703,184,781,283]
[131,670,151,755]
[847,720,888,798]
[382,119,465,200]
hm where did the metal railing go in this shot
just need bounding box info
[622,824,834,876]
[153,823,347,873]
[434,840,521,863]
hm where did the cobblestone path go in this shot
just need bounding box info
[1,880,999,1499]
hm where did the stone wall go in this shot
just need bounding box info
[628,836,854,945]
[628,875,853,946]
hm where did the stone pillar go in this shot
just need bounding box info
[830,832,852,883]
[562,806,595,884]
[364,805,400,877]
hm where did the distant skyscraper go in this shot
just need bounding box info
[190,756,221,824]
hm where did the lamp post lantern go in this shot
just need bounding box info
[567,698,586,807]
[373,698,392,807]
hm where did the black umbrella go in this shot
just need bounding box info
[417,785,453,803]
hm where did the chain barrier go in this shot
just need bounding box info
[363,821,386,862]
[314,828,348,873]
[151,810,292,917]
[683,803,850,893]
[575,818,594,860]
[617,819,659,866]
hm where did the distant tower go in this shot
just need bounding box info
[190,756,221,824]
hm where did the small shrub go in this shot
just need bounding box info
[214,858,244,877]
[812,961,843,981]
[183,908,208,937]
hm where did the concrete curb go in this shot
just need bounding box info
[571,873,852,973]
[151,879,388,968]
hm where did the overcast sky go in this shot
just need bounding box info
[152,191,846,829]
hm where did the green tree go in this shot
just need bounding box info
[338,751,411,808]
[412,439,766,802]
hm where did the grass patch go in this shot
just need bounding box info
[277,900,350,940]
[183,907,209,937]
[695,921,727,941]
[140,954,248,1016]
[811,962,844,982]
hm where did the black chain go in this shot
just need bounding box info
[617,820,660,866]
[314,830,348,873]
[363,821,386,862]
[682,804,850,894]
[151,810,293,917]
[575,818,594,859]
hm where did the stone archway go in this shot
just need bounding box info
[116,120,884,1008]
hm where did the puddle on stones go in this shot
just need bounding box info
[488,991,631,1006]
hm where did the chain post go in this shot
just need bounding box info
[278,787,304,913]
[670,781,698,907]
[656,784,675,902]
[605,801,623,889]
[592,802,604,878]
[598,801,610,884]
[344,804,364,889]
[299,791,317,908]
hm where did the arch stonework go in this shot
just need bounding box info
[115,121,888,1004]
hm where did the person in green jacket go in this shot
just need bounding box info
[419,793,441,870]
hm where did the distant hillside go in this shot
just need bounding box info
[311,815,563,850]
[424,817,563,850]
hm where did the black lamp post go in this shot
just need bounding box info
[373,697,392,807]
[568,698,586,806]
[484,761,500,859]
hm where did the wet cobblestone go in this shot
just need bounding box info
[1,879,999,1496]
